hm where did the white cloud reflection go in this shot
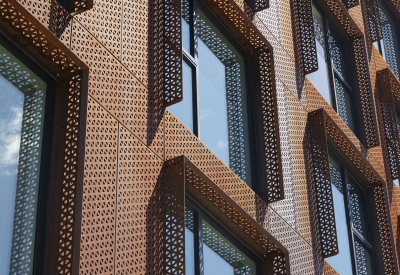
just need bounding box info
[0,106,22,175]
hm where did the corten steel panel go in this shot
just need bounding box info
[80,97,118,275]
[57,0,93,15]
[343,0,359,9]
[164,116,325,273]
[372,185,399,274]
[116,125,164,275]
[361,0,383,42]
[297,0,380,149]
[0,1,88,274]
[307,108,400,272]
[163,0,182,106]
[307,108,388,257]
[377,68,400,180]
[162,156,288,274]
[292,0,318,74]
[166,0,283,202]
[323,262,340,275]
[70,20,164,159]
[246,0,269,12]
[307,110,339,258]
[269,79,297,228]
[278,82,313,243]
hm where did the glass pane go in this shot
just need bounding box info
[308,5,332,105]
[202,219,257,275]
[394,180,399,188]
[334,77,355,132]
[197,8,252,186]
[182,0,191,54]
[330,31,347,79]
[347,178,368,240]
[0,43,47,275]
[379,2,400,78]
[167,61,194,131]
[327,158,354,274]
[354,238,373,275]
[185,207,195,275]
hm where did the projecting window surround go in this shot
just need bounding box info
[0,35,56,275]
[373,0,400,79]
[169,0,254,186]
[167,0,283,203]
[328,153,374,275]
[185,200,263,275]
[308,3,356,133]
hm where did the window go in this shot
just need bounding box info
[328,153,374,275]
[374,1,400,79]
[185,201,262,275]
[308,3,356,132]
[0,38,54,274]
[168,0,254,187]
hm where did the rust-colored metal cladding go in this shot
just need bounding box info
[163,0,183,106]
[343,0,359,9]
[377,68,400,180]
[362,0,383,42]
[373,185,399,274]
[307,109,339,258]
[292,0,318,74]
[307,108,399,272]
[165,0,283,203]
[3,0,400,273]
[0,0,88,274]
[162,156,288,274]
[300,0,380,149]
[324,262,340,275]
[246,0,269,12]
[57,0,93,15]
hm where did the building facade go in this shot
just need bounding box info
[0,0,400,274]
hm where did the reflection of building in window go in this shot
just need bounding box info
[328,154,374,275]
[168,0,253,186]
[185,202,261,275]
[0,43,47,275]
[374,1,400,78]
[308,3,356,133]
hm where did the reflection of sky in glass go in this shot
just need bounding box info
[198,38,230,165]
[328,158,353,274]
[182,0,190,53]
[308,5,332,106]
[0,43,47,275]
[327,184,353,274]
[0,76,23,275]
[167,61,194,132]
[202,219,256,275]
[185,227,195,275]
[203,244,234,275]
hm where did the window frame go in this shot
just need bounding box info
[184,0,259,187]
[374,0,400,78]
[0,1,89,273]
[328,149,376,275]
[185,196,265,275]
[0,33,58,275]
[312,2,358,134]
